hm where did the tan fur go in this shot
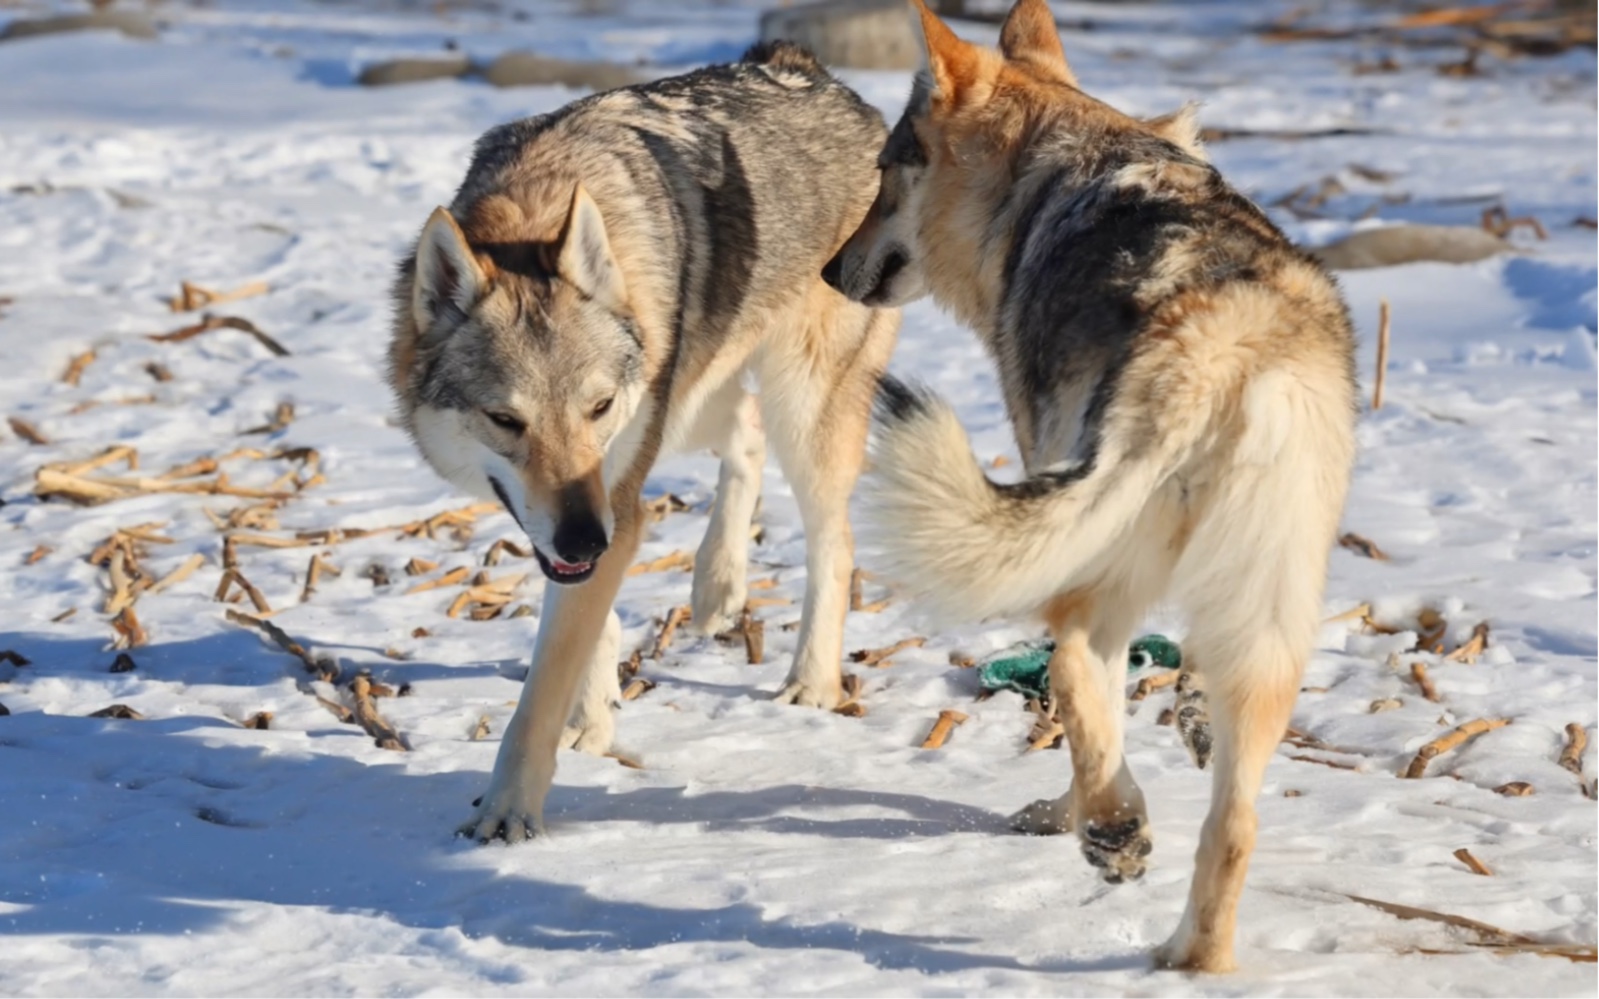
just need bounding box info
[844,0,1358,973]
[388,61,901,842]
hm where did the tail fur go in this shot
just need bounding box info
[861,376,1198,623]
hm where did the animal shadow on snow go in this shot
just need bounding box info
[0,632,1120,975]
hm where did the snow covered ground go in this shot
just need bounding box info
[0,1,1594,994]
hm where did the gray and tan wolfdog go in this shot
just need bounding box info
[389,43,899,843]
[824,0,1357,973]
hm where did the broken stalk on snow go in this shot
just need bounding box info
[626,549,693,576]
[1404,717,1509,779]
[849,636,925,668]
[1559,723,1588,783]
[920,709,970,750]
[168,279,269,313]
[1409,661,1440,702]
[1130,669,1180,701]
[833,674,867,718]
[8,416,48,445]
[1444,621,1490,663]
[1338,532,1389,561]
[348,674,405,751]
[1372,299,1390,410]
[148,313,289,357]
[741,608,764,665]
[650,605,691,659]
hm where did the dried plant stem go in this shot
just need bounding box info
[1444,622,1490,663]
[62,348,98,386]
[626,549,693,576]
[920,709,969,749]
[1409,661,1440,702]
[650,606,691,659]
[148,313,289,356]
[743,612,764,665]
[405,566,469,595]
[1130,669,1180,701]
[1373,299,1390,409]
[849,636,925,668]
[1559,723,1588,775]
[348,675,405,750]
[1404,718,1510,779]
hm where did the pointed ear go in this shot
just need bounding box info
[412,207,486,333]
[1144,103,1207,161]
[999,0,1074,85]
[555,184,626,308]
[907,0,982,101]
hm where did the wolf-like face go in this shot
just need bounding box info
[824,0,1205,323]
[406,187,645,585]
[821,86,933,308]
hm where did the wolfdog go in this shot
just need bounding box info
[389,43,899,843]
[824,0,1357,973]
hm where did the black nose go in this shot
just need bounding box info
[821,252,844,291]
[552,514,608,565]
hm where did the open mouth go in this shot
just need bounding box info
[532,546,597,586]
[489,476,599,586]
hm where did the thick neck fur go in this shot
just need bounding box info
[917,68,1172,342]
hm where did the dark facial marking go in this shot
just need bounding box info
[879,112,927,170]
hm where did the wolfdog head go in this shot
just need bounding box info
[398,185,644,585]
[822,0,1202,313]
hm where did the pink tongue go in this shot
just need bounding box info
[552,559,589,573]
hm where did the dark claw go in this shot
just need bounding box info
[1083,816,1145,852]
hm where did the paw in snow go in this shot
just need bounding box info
[1152,924,1236,975]
[458,786,544,844]
[1079,812,1153,884]
[690,549,747,637]
[773,674,842,709]
[1174,669,1212,770]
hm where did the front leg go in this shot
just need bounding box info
[460,503,641,843]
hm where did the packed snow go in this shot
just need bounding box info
[0,1,1594,995]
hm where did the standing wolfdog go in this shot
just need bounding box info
[389,43,899,843]
[825,0,1357,973]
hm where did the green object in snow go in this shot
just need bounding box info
[976,639,1055,700]
[976,634,1181,701]
[1128,633,1182,671]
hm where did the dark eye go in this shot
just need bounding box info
[591,397,614,419]
[485,411,525,434]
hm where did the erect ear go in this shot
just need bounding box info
[999,0,1074,85]
[555,184,626,309]
[907,0,983,102]
[1144,103,1207,161]
[412,207,487,333]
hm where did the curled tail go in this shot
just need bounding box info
[861,376,1197,623]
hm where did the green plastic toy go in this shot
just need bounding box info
[977,634,1181,700]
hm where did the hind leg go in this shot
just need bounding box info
[1014,590,1154,882]
[1153,630,1303,973]
[686,384,766,636]
[758,294,897,708]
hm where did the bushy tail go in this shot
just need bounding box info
[860,377,1195,623]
